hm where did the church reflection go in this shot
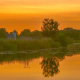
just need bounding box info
[24,60,30,68]
[0,60,31,69]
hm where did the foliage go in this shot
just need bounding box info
[20,29,31,37]
[0,39,17,51]
[0,48,77,65]
[61,27,80,40]
[10,30,18,37]
[0,38,60,51]
[67,43,80,51]
[0,28,7,38]
[55,32,68,47]
[41,18,60,39]
[13,30,18,35]
[30,30,43,38]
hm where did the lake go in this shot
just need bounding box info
[0,49,80,80]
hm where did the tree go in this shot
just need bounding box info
[0,28,7,38]
[10,30,18,35]
[13,30,18,35]
[30,30,43,38]
[10,30,18,38]
[20,29,31,37]
[61,27,80,40]
[55,32,68,47]
[41,18,60,39]
[63,27,74,31]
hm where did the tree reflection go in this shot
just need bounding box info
[40,48,68,77]
[40,56,60,77]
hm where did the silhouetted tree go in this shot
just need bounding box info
[41,18,60,39]
[0,28,7,38]
[63,27,74,31]
[30,30,43,38]
[20,29,31,37]
[61,27,80,40]
[10,30,18,36]
[13,30,18,35]
[10,30,18,37]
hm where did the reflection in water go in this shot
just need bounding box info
[0,60,31,69]
[24,60,30,68]
[40,48,69,77]
[40,57,60,77]
[0,48,80,78]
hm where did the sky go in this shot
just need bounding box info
[0,0,80,33]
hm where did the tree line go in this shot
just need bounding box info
[0,18,80,47]
[0,28,43,38]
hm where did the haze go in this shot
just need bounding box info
[0,0,80,33]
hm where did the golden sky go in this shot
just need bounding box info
[0,0,80,33]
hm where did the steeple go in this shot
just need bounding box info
[13,29,16,40]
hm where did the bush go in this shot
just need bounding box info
[0,38,60,51]
[55,32,68,47]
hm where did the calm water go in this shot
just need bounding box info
[0,50,80,80]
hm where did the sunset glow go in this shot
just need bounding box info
[0,0,80,33]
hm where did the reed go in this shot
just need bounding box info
[0,38,60,51]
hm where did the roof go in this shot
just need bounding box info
[6,34,15,39]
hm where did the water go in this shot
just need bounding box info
[0,49,80,80]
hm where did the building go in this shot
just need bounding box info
[6,31,16,40]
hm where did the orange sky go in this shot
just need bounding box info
[0,0,80,33]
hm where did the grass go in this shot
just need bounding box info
[0,38,60,51]
[0,48,80,64]
[67,43,80,51]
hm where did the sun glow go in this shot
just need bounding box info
[0,0,80,13]
[0,0,80,32]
